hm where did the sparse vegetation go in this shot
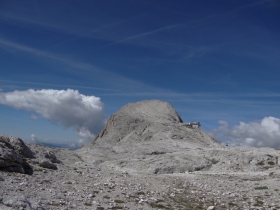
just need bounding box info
[268,161,275,165]
[255,186,268,190]
[119,161,127,167]
[150,203,170,209]
[257,161,265,166]
[144,135,153,141]
[228,202,236,206]
[253,199,264,207]
[211,158,219,164]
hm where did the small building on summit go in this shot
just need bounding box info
[186,121,201,128]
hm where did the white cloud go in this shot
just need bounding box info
[0,89,106,145]
[210,116,280,148]
[31,134,38,142]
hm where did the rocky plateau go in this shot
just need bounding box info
[1,100,280,210]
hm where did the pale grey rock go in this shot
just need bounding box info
[93,100,218,147]
[26,144,62,166]
[78,100,221,174]
[78,100,280,175]
[207,206,215,210]
[2,195,45,210]
[0,203,12,210]
[39,159,57,170]
[44,150,61,163]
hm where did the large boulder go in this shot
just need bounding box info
[39,159,57,170]
[2,195,45,210]
[0,136,33,174]
[0,136,34,158]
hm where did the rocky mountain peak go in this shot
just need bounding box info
[117,100,183,123]
[92,100,217,148]
[93,100,183,145]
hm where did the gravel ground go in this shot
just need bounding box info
[1,145,280,210]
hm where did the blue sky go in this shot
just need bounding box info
[1,0,280,148]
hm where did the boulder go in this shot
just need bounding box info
[44,150,61,163]
[39,159,57,170]
[2,195,45,210]
[0,136,34,158]
[0,136,33,174]
[26,144,62,166]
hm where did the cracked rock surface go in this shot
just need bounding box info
[1,100,280,209]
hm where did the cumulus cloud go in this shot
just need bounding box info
[0,89,106,145]
[210,117,280,148]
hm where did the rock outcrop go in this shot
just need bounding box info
[0,136,63,174]
[0,136,33,174]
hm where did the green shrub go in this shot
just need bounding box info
[257,161,264,166]
[268,161,275,165]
